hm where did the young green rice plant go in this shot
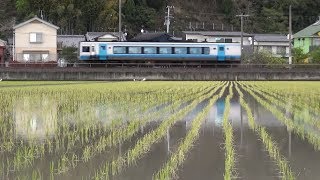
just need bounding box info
[235,82,295,180]
[92,83,226,180]
[153,85,226,180]
[221,82,236,180]
[51,82,221,175]
[240,82,320,151]
[244,82,319,116]
[250,82,320,113]
[242,82,320,130]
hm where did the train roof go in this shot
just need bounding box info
[79,41,241,46]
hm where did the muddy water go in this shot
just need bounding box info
[3,94,320,180]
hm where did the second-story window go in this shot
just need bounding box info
[30,32,43,43]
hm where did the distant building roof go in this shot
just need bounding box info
[0,39,6,46]
[130,32,177,42]
[254,34,288,42]
[294,18,320,38]
[85,32,126,41]
[57,35,85,48]
[13,16,59,30]
[183,31,253,37]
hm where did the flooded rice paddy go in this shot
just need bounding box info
[0,81,319,180]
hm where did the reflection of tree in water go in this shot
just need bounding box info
[14,97,58,140]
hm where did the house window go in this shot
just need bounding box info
[29,33,43,43]
[23,54,30,61]
[314,38,320,46]
[22,51,49,62]
[225,39,232,43]
[262,46,272,53]
[276,46,286,55]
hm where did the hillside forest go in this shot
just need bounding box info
[0,0,320,38]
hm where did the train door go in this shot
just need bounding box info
[99,44,107,60]
[217,45,226,61]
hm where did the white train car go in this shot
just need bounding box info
[79,42,241,63]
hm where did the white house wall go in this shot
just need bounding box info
[185,34,251,45]
[14,21,57,61]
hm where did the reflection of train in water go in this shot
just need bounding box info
[79,42,241,63]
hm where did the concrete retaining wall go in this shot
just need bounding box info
[1,67,319,81]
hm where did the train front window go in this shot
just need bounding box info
[189,47,202,54]
[159,47,172,54]
[113,47,126,54]
[128,47,142,54]
[82,46,90,52]
[174,47,187,54]
[144,47,157,54]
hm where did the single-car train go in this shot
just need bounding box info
[79,42,241,63]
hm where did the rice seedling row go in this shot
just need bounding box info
[51,83,220,176]
[92,83,226,180]
[153,83,227,180]
[244,82,319,115]
[239,82,320,151]
[242,83,320,131]
[235,83,295,180]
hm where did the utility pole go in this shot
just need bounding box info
[118,0,122,41]
[165,6,174,33]
[289,5,292,64]
[236,14,250,56]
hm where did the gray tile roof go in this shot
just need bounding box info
[254,34,288,42]
[183,31,253,37]
[85,32,126,41]
[13,16,59,30]
[57,35,85,48]
[294,20,320,38]
[130,32,172,42]
[0,39,6,46]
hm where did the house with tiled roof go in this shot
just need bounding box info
[85,32,126,42]
[0,39,6,65]
[254,34,289,57]
[294,17,320,54]
[182,31,253,45]
[57,35,85,49]
[13,16,59,62]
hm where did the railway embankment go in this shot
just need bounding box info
[0,67,319,81]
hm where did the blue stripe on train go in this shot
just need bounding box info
[80,54,241,61]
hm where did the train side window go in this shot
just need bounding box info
[91,46,95,52]
[174,47,187,54]
[128,47,142,54]
[203,47,210,54]
[113,46,127,54]
[144,47,157,54]
[159,47,172,54]
[82,46,90,52]
[219,47,224,51]
[189,47,202,54]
